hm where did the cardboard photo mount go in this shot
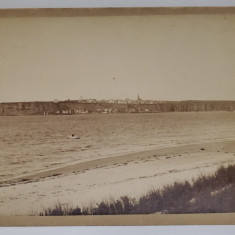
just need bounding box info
[0,7,235,226]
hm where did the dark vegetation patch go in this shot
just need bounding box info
[39,164,235,216]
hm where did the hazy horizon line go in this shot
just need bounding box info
[1,98,235,103]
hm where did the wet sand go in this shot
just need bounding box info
[0,140,235,215]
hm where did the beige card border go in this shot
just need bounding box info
[0,7,235,226]
[0,7,235,17]
[0,213,235,226]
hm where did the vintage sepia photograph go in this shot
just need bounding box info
[0,7,235,225]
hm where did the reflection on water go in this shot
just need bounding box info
[0,112,235,180]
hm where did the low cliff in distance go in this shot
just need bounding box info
[0,100,235,116]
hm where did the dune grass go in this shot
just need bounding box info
[39,164,235,215]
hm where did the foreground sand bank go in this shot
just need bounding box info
[0,140,234,215]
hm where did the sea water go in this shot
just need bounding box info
[0,112,235,181]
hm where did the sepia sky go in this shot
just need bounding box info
[0,13,235,102]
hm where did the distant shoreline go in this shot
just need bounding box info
[0,100,235,116]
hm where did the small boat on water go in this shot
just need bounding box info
[67,134,80,139]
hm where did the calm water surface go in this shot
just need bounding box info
[0,112,235,181]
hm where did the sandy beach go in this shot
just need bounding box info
[0,140,234,215]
